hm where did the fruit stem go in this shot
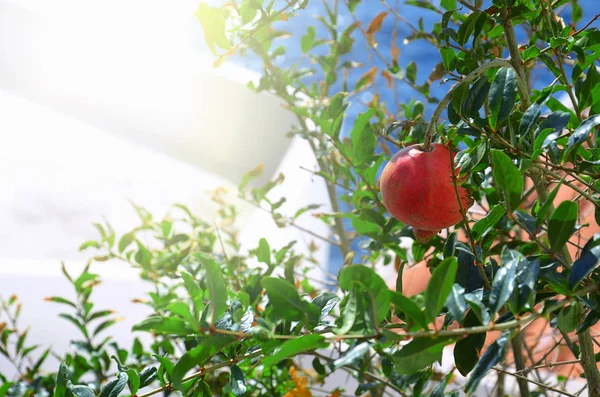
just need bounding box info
[423,59,529,152]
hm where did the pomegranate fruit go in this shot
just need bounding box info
[380,143,473,243]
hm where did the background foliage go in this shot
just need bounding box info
[2,0,600,396]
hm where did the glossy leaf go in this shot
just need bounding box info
[491,150,523,211]
[425,257,458,323]
[519,102,542,138]
[139,366,158,388]
[338,265,391,323]
[229,365,247,396]
[454,310,485,376]
[332,342,370,370]
[509,256,540,313]
[70,385,96,397]
[395,336,456,358]
[133,316,195,336]
[336,287,358,334]
[489,248,520,315]
[465,332,510,393]
[548,201,578,253]
[351,109,377,164]
[393,344,443,374]
[99,372,128,397]
[55,362,69,397]
[390,292,429,329]
[565,115,600,159]
[261,277,320,325]
[471,205,506,241]
[569,245,600,289]
[262,334,326,367]
[312,292,340,321]
[446,284,468,324]
[201,258,228,324]
[171,336,237,390]
[455,140,487,175]
[535,180,563,228]
[557,302,579,333]
[462,77,491,118]
[488,67,517,129]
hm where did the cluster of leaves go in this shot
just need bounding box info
[2,0,600,396]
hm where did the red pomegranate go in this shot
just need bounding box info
[380,143,473,243]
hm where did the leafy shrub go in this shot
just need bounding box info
[3,0,600,396]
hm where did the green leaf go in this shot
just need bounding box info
[154,355,174,383]
[301,26,316,53]
[336,287,358,334]
[99,372,128,397]
[457,11,481,46]
[195,3,231,55]
[348,0,361,11]
[45,296,76,308]
[509,256,540,313]
[406,61,417,84]
[312,292,340,321]
[455,140,487,175]
[69,385,96,397]
[441,0,456,10]
[558,302,579,333]
[55,362,69,397]
[393,344,443,374]
[30,347,51,376]
[118,233,135,253]
[229,365,247,396]
[395,336,456,358]
[440,47,456,71]
[168,302,198,328]
[239,163,264,190]
[256,238,271,265]
[132,316,195,336]
[569,243,600,289]
[139,366,158,388]
[390,292,429,329]
[548,201,578,253]
[199,381,212,396]
[491,150,523,211]
[519,102,542,138]
[262,334,326,367]
[565,115,600,159]
[0,383,11,397]
[338,265,391,324]
[535,180,563,228]
[351,108,377,165]
[172,336,237,390]
[471,205,506,241]
[452,83,469,115]
[462,77,490,118]
[79,240,101,251]
[445,284,467,324]
[454,310,485,376]
[201,258,228,324]
[522,46,540,61]
[181,271,204,317]
[425,257,458,323]
[489,248,520,315]
[261,277,320,325]
[332,342,370,370]
[465,332,509,394]
[488,67,517,129]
